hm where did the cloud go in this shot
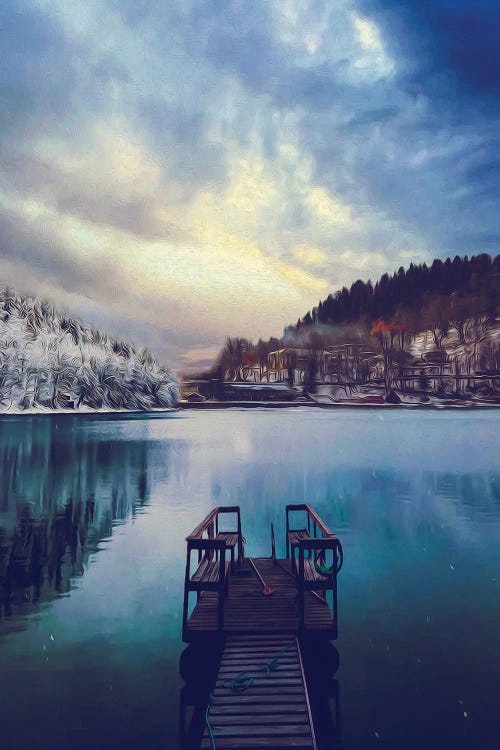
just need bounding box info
[294,244,328,267]
[307,186,353,225]
[354,13,382,51]
[0,0,498,372]
[352,12,395,77]
[359,0,500,94]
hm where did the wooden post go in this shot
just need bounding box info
[237,508,243,566]
[298,545,305,628]
[286,506,290,560]
[182,546,191,635]
[217,545,226,631]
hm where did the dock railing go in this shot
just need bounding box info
[182,506,243,638]
[286,504,343,635]
[286,503,334,561]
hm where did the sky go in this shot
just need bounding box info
[0,1,499,372]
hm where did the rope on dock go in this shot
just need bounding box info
[222,671,254,692]
[263,639,296,675]
[314,538,344,576]
[221,639,295,690]
[205,693,216,750]
[249,557,274,595]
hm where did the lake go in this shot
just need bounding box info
[0,409,499,749]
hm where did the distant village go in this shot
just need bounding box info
[182,321,500,406]
[182,255,500,406]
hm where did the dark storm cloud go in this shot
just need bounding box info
[347,0,500,253]
[147,0,499,259]
[3,0,499,249]
[358,0,500,95]
[1,0,499,368]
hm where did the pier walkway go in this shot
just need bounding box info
[202,634,316,750]
[181,505,342,750]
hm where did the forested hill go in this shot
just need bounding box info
[0,288,178,411]
[289,254,499,335]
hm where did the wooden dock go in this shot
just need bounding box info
[202,634,317,750]
[185,558,335,639]
[181,505,343,750]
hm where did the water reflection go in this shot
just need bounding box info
[209,464,500,562]
[0,416,159,631]
[302,639,341,750]
[179,643,224,750]
[0,410,498,750]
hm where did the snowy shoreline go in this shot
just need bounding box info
[0,399,498,417]
[0,405,178,417]
[179,399,499,410]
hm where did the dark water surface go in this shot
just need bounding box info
[0,409,499,749]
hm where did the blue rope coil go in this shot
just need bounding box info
[205,693,216,750]
[222,671,254,692]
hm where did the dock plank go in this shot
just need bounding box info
[203,635,317,750]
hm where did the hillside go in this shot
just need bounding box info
[201,254,500,402]
[290,254,499,336]
[0,288,178,411]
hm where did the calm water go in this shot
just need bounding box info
[0,409,499,749]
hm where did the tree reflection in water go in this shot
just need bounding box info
[0,416,152,630]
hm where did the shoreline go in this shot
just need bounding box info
[179,399,500,410]
[0,400,498,418]
[0,406,178,419]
